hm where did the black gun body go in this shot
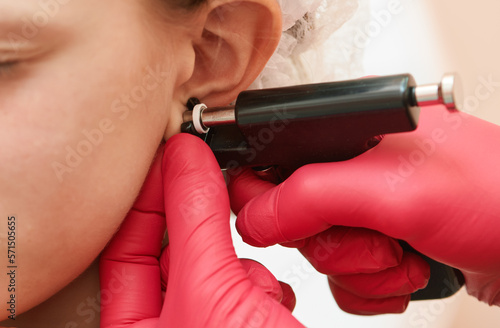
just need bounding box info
[193,74,464,301]
[207,74,419,170]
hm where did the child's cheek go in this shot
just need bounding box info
[0,68,169,319]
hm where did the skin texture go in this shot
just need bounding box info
[0,0,185,320]
[0,0,281,325]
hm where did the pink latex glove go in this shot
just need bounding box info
[229,172,429,315]
[99,134,302,328]
[229,105,500,313]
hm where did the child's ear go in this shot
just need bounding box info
[178,0,282,106]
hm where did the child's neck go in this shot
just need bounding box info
[1,260,101,328]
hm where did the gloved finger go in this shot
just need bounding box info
[329,279,411,315]
[160,133,241,285]
[227,168,306,248]
[279,281,297,312]
[161,251,298,313]
[99,148,166,327]
[235,159,397,247]
[299,226,403,275]
[158,134,302,327]
[240,259,283,302]
[329,252,430,299]
[160,253,297,314]
[160,251,297,310]
[240,258,296,312]
[236,144,435,248]
[228,168,276,215]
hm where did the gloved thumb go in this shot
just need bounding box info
[158,134,303,327]
[161,133,239,281]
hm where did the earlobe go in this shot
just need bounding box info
[178,0,282,107]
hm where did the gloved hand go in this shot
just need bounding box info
[99,134,302,328]
[229,173,430,315]
[229,105,500,313]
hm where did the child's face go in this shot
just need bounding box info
[0,0,193,315]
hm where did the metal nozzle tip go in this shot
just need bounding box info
[414,73,464,111]
[440,73,463,111]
